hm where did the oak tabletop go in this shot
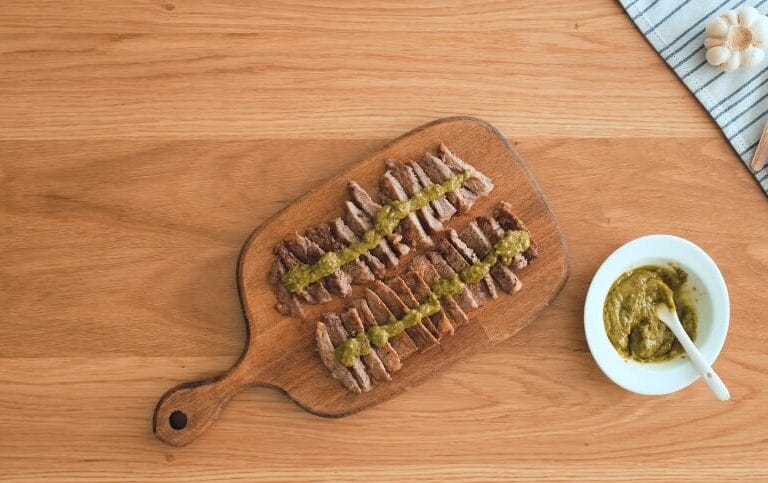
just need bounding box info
[1,1,767,481]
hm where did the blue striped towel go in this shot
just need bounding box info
[620,0,768,194]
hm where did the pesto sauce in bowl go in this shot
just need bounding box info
[584,235,729,396]
[603,265,697,363]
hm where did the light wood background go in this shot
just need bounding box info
[1,1,767,481]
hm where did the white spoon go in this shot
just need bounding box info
[656,304,730,401]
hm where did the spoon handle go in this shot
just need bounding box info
[667,321,731,401]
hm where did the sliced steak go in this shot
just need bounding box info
[304,224,337,253]
[361,252,387,278]
[322,312,372,392]
[386,160,443,234]
[449,228,522,298]
[279,239,332,304]
[494,202,539,261]
[418,153,477,213]
[447,229,498,300]
[511,254,528,270]
[409,161,457,222]
[385,232,410,257]
[349,299,402,372]
[273,242,319,304]
[286,234,351,298]
[409,255,468,327]
[426,251,478,314]
[439,144,494,196]
[402,271,454,338]
[468,221,525,294]
[436,238,491,306]
[348,181,410,257]
[457,221,491,258]
[343,201,399,268]
[341,308,390,382]
[385,276,440,343]
[378,171,432,248]
[371,280,437,351]
[364,288,418,359]
[476,216,528,270]
[306,223,375,285]
[457,223,520,294]
[330,217,387,278]
[347,181,380,218]
[268,259,306,318]
[409,254,438,285]
[316,322,361,393]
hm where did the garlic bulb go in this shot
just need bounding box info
[705,7,768,72]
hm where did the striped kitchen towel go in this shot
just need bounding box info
[620,0,768,195]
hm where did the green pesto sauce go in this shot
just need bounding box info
[283,170,474,293]
[603,265,698,363]
[335,229,530,366]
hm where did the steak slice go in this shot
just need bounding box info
[273,242,321,304]
[341,308,390,382]
[322,312,372,392]
[386,160,443,234]
[378,171,432,248]
[402,271,454,338]
[347,180,380,217]
[286,234,352,298]
[268,259,306,318]
[408,254,437,284]
[409,161,457,222]
[349,299,402,373]
[371,280,437,351]
[494,202,539,261]
[410,255,468,327]
[343,201,399,268]
[330,217,387,278]
[512,253,528,270]
[316,322,361,393]
[386,232,410,257]
[360,252,387,278]
[459,221,521,294]
[386,276,440,343]
[279,239,333,304]
[436,238,491,306]
[447,229,499,300]
[439,144,494,196]
[304,224,336,252]
[364,288,418,359]
[426,251,478,314]
[476,216,529,270]
[348,181,410,257]
[305,224,375,285]
[418,153,477,213]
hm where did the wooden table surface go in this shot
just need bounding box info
[2,1,767,481]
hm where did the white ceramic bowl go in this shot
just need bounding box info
[584,235,729,395]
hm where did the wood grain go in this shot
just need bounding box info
[0,1,716,141]
[1,0,767,481]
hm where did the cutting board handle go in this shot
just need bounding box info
[153,361,250,447]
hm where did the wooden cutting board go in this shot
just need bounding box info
[153,116,569,447]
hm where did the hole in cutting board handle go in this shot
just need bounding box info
[153,364,251,446]
[169,410,188,430]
